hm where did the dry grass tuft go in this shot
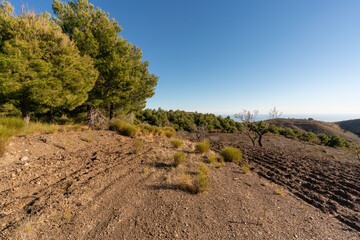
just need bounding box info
[171,139,182,149]
[242,162,251,174]
[173,152,187,167]
[195,140,210,154]
[134,139,143,154]
[275,185,284,195]
[180,164,210,194]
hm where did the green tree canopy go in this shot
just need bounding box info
[52,0,158,119]
[0,2,98,122]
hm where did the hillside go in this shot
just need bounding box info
[0,130,359,239]
[337,119,360,138]
[269,118,360,144]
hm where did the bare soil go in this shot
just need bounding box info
[0,130,359,239]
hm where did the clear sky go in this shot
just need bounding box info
[11,0,360,117]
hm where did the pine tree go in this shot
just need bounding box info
[0,2,98,123]
[52,0,158,120]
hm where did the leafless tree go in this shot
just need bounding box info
[195,124,208,141]
[235,110,259,146]
[235,109,270,147]
[268,107,282,122]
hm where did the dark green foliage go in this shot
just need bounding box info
[297,132,316,142]
[268,124,279,134]
[279,128,297,139]
[326,135,346,148]
[0,4,98,122]
[136,109,242,133]
[52,0,158,118]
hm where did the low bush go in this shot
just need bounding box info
[110,119,138,137]
[195,140,210,154]
[134,139,142,154]
[171,139,182,149]
[0,117,25,134]
[193,164,210,192]
[279,128,296,139]
[173,152,186,166]
[220,147,242,163]
[268,124,279,134]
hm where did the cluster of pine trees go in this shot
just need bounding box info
[136,108,243,132]
[0,0,158,124]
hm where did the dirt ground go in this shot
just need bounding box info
[0,130,359,239]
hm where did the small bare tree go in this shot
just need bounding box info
[235,110,258,146]
[268,107,282,123]
[195,124,208,141]
[235,109,270,147]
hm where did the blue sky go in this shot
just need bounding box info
[12,0,360,117]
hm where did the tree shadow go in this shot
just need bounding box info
[149,162,173,169]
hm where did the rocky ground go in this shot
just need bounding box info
[0,130,359,239]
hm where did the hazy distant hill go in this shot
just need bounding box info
[269,118,360,143]
[337,119,360,138]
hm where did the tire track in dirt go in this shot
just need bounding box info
[212,142,360,232]
[0,139,150,238]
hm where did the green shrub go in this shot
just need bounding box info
[279,128,296,139]
[268,125,279,134]
[195,140,210,153]
[327,135,345,147]
[0,117,25,134]
[318,133,329,145]
[171,139,182,149]
[220,147,242,163]
[193,164,210,192]
[298,132,316,142]
[173,152,187,166]
[110,119,138,137]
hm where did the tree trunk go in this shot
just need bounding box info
[21,101,30,124]
[49,110,55,124]
[87,105,95,129]
[258,134,263,147]
[109,103,114,120]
